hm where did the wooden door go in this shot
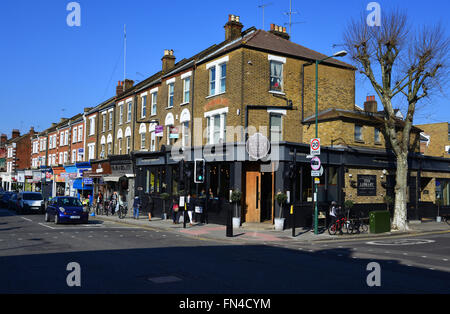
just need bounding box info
[245,171,261,223]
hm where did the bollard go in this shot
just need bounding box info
[291,205,295,237]
[226,206,233,237]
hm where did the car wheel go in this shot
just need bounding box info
[55,214,60,225]
[44,212,50,222]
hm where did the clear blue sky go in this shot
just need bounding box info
[0,0,449,136]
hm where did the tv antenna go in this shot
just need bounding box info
[258,2,273,30]
[283,0,298,35]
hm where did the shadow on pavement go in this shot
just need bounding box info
[0,244,449,294]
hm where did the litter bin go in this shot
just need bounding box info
[369,211,391,234]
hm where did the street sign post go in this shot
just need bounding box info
[310,156,321,171]
[310,138,320,156]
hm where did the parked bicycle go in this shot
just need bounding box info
[348,217,369,234]
[328,215,351,235]
[118,204,128,219]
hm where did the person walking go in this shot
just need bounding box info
[186,193,194,226]
[133,195,141,219]
[171,195,180,224]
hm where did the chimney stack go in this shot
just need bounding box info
[12,129,20,139]
[1,134,7,145]
[269,24,290,40]
[364,96,378,113]
[124,79,134,91]
[161,50,176,73]
[29,127,35,136]
[84,107,92,113]
[116,81,123,96]
[60,118,68,124]
[224,14,243,42]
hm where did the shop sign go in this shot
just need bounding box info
[17,172,25,183]
[169,126,179,139]
[83,178,93,185]
[155,125,164,137]
[357,175,377,196]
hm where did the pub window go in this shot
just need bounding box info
[270,61,283,92]
[355,125,363,141]
[374,127,381,143]
[270,114,282,142]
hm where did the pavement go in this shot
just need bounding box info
[93,211,450,244]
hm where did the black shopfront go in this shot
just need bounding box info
[132,143,450,229]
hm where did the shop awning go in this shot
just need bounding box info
[103,175,123,182]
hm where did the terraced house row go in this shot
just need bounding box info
[1,14,449,228]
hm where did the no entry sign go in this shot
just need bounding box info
[310,138,320,155]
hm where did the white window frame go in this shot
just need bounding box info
[78,125,83,142]
[182,76,191,104]
[167,82,174,108]
[72,127,77,143]
[102,113,107,132]
[127,100,132,122]
[89,117,96,135]
[204,107,228,144]
[118,103,124,125]
[150,88,158,116]
[206,56,229,97]
[141,92,148,119]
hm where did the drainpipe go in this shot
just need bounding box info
[301,62,314,122]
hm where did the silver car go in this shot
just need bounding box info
[17,192,44,214]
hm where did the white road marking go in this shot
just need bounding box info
[20,217,33,222]
[39,223,56,229]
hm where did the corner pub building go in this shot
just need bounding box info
[126,15,450,228]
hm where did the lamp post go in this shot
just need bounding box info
[313,50,347,235]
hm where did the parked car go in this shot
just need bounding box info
[17,192,45,214]
[45,196,89,224]
[1,192,15,208]
[8,193,18,211]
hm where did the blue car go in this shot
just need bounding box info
[44,196,89,224]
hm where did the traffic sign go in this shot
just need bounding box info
[310,156,321,171]
[310,138,320,155]
[311,171,321,177]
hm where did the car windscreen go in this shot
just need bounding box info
[58,198,82,207]
[22,193,43,200]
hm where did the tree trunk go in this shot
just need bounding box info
[392,153,409,231]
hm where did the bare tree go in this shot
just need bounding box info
[343,10,449,231]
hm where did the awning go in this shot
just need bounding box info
[103,175,123,182]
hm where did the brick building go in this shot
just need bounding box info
[1,128,35,191]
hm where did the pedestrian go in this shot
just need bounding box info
[329,201,340,232]
[133,195,141,219]
[171,195,180,224]
[187,193,194,226]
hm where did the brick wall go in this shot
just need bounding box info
[416,122,450,158]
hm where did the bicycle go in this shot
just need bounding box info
[328,215,351,235]
[348,217,369,234]
[118,204,128,219]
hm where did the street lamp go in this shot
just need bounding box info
[313,50,347,235]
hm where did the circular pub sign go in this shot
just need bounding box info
[311,157,321,171]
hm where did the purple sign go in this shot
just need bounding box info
[155,125,164,137]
